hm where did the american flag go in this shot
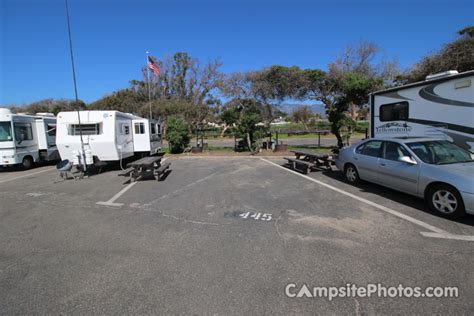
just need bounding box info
[147,56,160,76]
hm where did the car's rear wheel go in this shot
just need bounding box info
[344,164,360,185]
[427,184,465,219]
[22,156,34,169]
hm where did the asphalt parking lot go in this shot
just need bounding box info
[1,157,473,314]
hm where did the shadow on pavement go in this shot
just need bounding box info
[0,160,58,173]
[321,170,474,227]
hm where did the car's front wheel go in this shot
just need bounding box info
[427,184,466,219]
[344,164,360,185]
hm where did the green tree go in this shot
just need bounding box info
[292,105,313,130]
[219,107,239,136]
[11,98,86,115]
[166,117,190,154]
[404,26,474,82]
[220,67,300,127]
[235,100,267,153]
[92,52,223,129]
[296,42,384,147]
[221,99,268,153]
[90,89,143,113]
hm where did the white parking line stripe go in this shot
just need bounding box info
[260,158,474,241]
[96,182,137,207]
[0,167,56,184]
[420,232,474,241]
[96,158,168,207]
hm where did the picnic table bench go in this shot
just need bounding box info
[283,157,313,174]
[284,150,335,174]
[119,155,170,183]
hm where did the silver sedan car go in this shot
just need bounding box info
[335,137,474,219]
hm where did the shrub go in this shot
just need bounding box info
[166,117,190,154]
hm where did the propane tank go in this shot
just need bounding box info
[85,149,93,165]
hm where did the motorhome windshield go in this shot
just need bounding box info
[407,141,474,165]
[0,122,13,142]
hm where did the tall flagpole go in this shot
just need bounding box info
[65,0,86,172]
[145,51,153,121]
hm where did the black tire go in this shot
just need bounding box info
[22,156,34,169]
[427,184,466,219]
[344,163,360,185]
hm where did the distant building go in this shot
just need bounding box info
[270,117,289,125]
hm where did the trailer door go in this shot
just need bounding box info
[45,120,57,147]
[116,118,134,158]
[132,119,151,152]
[13,121,38,159]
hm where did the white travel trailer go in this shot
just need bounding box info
[0,108,59,168]
[56,110,162,166]
[370,70,474,152]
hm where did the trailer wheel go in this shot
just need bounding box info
[22,156,35,169]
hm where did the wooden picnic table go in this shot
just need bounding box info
[284,150,335,174]
[120,155,170,182]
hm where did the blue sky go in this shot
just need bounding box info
[1,0,473,106]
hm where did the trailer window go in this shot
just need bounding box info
[69,124,101,136]
[0,122,13,142]
[117,123,130,135]
[14,123,33,142]
[380,101,409,122]
[134,122,145,134]
[150,123,157,134]
[47,124,56,136]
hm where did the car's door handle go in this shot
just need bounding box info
[380,163,386,166]
[354,157,358,160]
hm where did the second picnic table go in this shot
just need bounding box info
[284,150,335,174]
[120,155,170,182]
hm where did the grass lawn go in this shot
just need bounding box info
[275,132,366,140]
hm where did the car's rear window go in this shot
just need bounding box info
[356,140,382,157]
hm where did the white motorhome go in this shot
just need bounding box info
[370,70,474,152]
[56,110,162,166]
[0,108,59,168]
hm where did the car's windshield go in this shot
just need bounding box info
[0,122,13,142]
[407,141,474,165]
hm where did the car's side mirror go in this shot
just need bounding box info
[399,156,417,165]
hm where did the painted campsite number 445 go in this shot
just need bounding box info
[239,212,272,221]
